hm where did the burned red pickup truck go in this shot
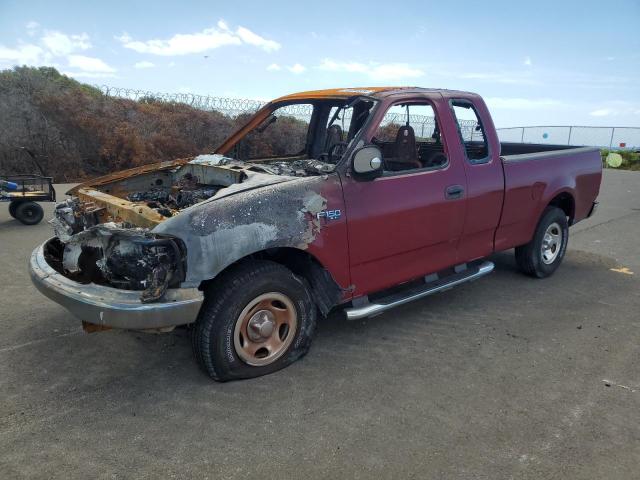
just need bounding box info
[30,87,602,381]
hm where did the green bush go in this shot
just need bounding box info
[600,149,640,171]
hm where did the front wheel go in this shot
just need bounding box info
[515,206,569,278]
[191,260,317,381]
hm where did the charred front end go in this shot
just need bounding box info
[46,210,186,303]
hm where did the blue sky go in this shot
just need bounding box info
[1,0,638,127]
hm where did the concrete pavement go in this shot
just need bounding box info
[1,171,638,479]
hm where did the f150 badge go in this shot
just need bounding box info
[316,209,341,221]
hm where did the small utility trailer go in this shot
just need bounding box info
[1,174,56,225]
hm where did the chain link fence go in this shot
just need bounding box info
[97,85,268,116]
[496,126,640,149]
[96,85,638,150]
[96,85,477,135]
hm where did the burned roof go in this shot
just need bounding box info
[272,86,478,103]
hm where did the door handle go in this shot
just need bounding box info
[445,185,464,200]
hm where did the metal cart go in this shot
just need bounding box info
[1,174,56,225]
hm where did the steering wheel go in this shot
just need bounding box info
[328,142,348,164]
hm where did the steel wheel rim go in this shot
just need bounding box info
[541,222,562,264]
[233,292,298,367]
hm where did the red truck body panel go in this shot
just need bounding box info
[340,161,467,296]
[308,88,602,301]
[306,174,351,291]
[495,149,602,251]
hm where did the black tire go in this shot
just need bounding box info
[14,201,44,225]
[8,200,22,219]
[515,206,569,278]
[192,260,317,381]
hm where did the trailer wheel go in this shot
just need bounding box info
[8,200,22,219]
[515,206,568,278]
[192,260,317,381]
[14,201,44,225]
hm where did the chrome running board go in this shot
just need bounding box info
[344,261,495,320]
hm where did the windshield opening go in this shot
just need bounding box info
[231,97,376,173]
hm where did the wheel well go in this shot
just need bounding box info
[548,192,575,225]
[200,248,343,316]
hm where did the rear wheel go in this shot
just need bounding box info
[515,206,568,278]
[14,201,44,225]
[192,260,317,381]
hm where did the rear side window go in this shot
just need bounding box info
[450,101,489,164]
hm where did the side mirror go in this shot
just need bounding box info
[351,145,383,178]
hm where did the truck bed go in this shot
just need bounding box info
[495,144,602,251]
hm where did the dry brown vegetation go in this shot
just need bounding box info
[0,67,306,181]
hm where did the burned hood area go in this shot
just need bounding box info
[115,154,336,221]
[45,154,333,302]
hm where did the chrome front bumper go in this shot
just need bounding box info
[29,242,204,329]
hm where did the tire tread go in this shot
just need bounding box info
[191,260,315,381]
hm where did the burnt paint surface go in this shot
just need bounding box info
[153,174,350,291]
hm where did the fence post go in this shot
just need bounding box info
[520,127,525,143]
[609,128,615,149]
[567,126,572,145]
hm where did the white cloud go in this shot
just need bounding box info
[117,28,239,56]
[63,71,117,79]
[267,63,281,71]
[41,30,91,56]
[523,56,532,66]
[459,71,540,86]
[318,59,424,81]
[26,21,40,36]
[588,103,640,117]
[368,63,424,81]
[0,25,103,73]
[0,44,46,65]
[117,20,280,56]
[589,108,613,117]
[485,97,564,110]
[287,63,306,74]
[319,59,369,74]
[67,54,116,73]
[134,60,155,69]
[235,26,280,52]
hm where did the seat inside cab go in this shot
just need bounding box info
[371,103,448,172]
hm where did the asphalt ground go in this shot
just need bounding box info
[1,170,638,479]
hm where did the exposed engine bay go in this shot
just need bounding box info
[45,154,335,302]
[115,154,334,220]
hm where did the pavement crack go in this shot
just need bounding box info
[0,329,83,354]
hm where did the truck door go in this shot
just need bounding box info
[341,96,467,297]
[448,98,504,262]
